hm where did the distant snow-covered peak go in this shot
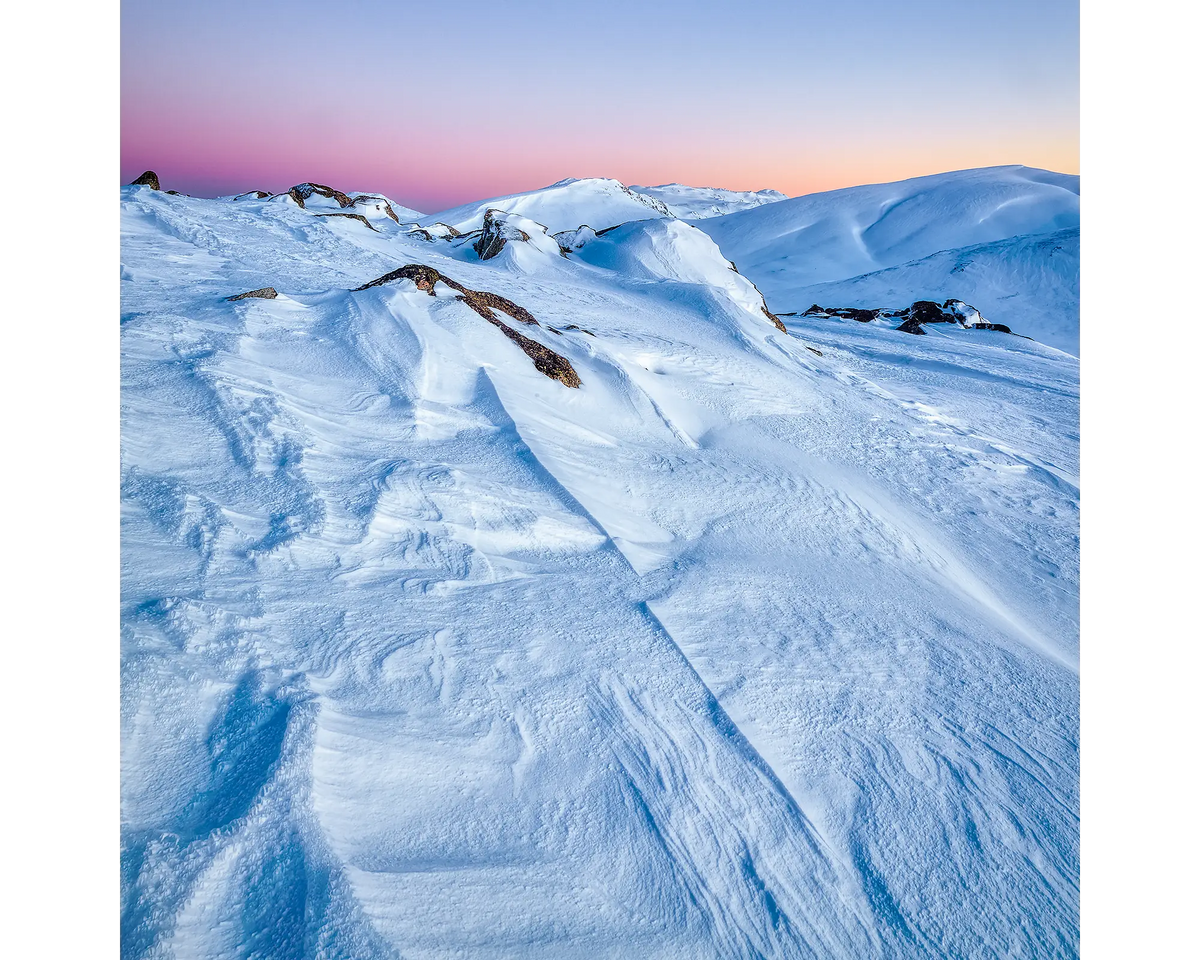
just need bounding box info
[423,177,671,234]
[631,182,788,219]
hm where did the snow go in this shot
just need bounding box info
[421,177,671,234]
[632,182,788,219]
[694,166,1080,354]
[122,170,1079,957]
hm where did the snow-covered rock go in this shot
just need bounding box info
[424,177,671,234]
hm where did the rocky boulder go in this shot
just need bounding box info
[355,264,581,387]
[288,182,353,209]
[131,171,160,190]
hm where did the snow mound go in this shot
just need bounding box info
[577,218,786,330]
[633,182,788,219]
[697,165,1078,287]
[423,177,671,234]
[553,224,598,251]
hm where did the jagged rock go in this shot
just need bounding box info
[475,208,529,260]
[226,287,278,302]
[131,171,160,190]
[804,298,1013,338]
[761,306,788,333]
[895,317,928,335]
[802,305,881,322]
[354,265,581,387]
[313,212,379,232]
[288,182,353,209]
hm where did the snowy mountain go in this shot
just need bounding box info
[121,168,1079,958]
[695,165,1080,353]
[631,182,788,219]
[421,176,671,234]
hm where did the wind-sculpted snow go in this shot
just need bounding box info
[422,177,672,234]
[694,166,1080,354]
[122,177,1079,958]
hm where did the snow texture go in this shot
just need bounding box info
[122,169,1079,958]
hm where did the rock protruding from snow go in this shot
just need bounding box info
[313,212,379,232]
[131,170,161,190]
[405,222,461,242]
[804,299,1012,337]
[354,264,581,387]
[475,208,528,260]
[554,225,598,252]
[423,177,672,234]
[288,182,354,209]
[350,194,400,222]
[801,305,884,323]
[472,209,566,263]
[226,287,278,301]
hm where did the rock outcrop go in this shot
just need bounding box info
[354,264,581,387]
[313,212,379,232]
[474,208,529,260]
[351,195,401,223]
[131,171,160,190]
[804,299,1012,337]
[226,287,278,301]
[553,225,598,253]
[288,182,353,209]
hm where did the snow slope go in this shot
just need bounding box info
[695,166,1080,353]
[631,183,787,219]
[421,177,671,234]
[121,177,1079,958]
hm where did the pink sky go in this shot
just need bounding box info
[121,0,1079,213]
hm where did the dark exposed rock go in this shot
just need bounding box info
[288,182,354,209]
[313,212,379,232]
[226,287,278,302]
[131,171,160,190]
[761,306,788,333]
[805,345,824,356]
[405,221,462,242]
[475,209,530,261]
[732,271,787,333]
[802,304,881,322]
[803,298,1015,339]
[354,264,581,388]
[905,300,955,326]
[235,190,272,200]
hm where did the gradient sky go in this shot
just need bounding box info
[121,0,1079,213]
